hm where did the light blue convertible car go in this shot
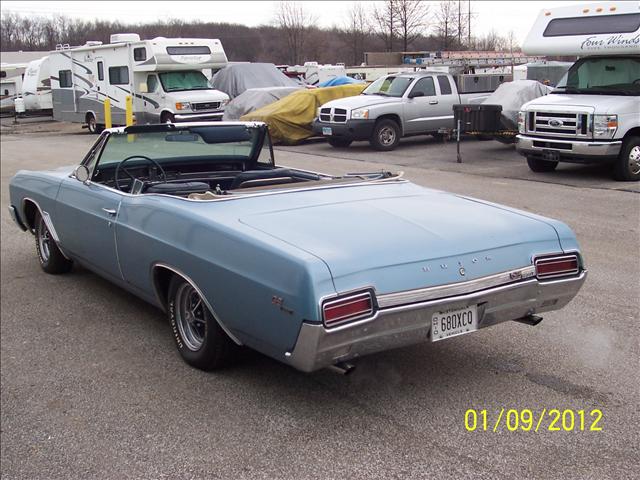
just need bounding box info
[8,122,587,373]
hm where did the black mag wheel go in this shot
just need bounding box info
[167,275,237,370]
[34,211,72,274]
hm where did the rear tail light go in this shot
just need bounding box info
[534,254,580,280]
[322,291,374,327]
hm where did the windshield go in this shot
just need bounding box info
[96,126,265,169]
[158,70,210,92]
[362,76,414,97]
[554,57,640,96]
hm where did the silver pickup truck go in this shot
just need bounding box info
[312,71,489,151]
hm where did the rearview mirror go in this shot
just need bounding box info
[73,165,90,184]
[408,91,424,99]
[139,82,148,93]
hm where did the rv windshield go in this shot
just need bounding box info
[158,70,210,92]
[554,57,640,96]
[362,76,413,97]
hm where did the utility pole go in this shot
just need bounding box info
[458,0,462,48]
[468,0,471,48]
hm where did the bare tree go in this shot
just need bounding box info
[433,0,458,50]
[395,0,429,51]
[371,0,398,52]
[340,3,369,65]
[273,1,314,65]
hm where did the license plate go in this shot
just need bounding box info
[542,149,560,161]
[431,305,478,342]
[322,127,332,136]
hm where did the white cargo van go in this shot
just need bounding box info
[516,2,640,181]
[50,34,230,132]
[22,56,52,113]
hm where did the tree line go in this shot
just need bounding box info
[1,1,519,65]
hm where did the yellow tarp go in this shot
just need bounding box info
[241,83,367,145]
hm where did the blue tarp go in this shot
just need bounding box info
[317,76,363,87]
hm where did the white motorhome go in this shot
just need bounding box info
[516,2,640,181]
[0,64,26,113]
[22,56,52,112]
[50,34,230,132]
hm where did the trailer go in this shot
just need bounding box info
[0,64,26,114]
[50,34,230,132]
[22,56,52,113]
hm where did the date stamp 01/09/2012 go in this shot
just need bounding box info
[464,409,603,433]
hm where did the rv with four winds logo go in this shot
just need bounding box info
[516,2,640,181]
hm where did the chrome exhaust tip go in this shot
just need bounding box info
[327,361,356,375]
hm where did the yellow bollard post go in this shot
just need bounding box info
[104,98,112,129]
[125,95,133,126]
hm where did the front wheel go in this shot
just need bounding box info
[328,138,353,148]
[34,211,73,274]
[161,112,175,124]
[526,155,558,173]
[167,276,237,370]
[370,119,400,151]
[613,136,640,181]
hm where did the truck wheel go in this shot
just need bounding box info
[613,136,640,181]
[34,211,73,274]
[328,138,353,148]
[370,119,400,151]
[161,112,175,124]
[526,155,558,173]
[167,275,237,371]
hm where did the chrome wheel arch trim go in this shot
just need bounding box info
[151,262,242,346]
[21,197,71,260]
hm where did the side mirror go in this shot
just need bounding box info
[408,91,424,99]
[139,82,148,93]
[73,165,90,184]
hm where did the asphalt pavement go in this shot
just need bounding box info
[1,122,639,479]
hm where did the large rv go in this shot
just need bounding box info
[516,2,640,181]
[50,34,230,132]
[22,56,52,112]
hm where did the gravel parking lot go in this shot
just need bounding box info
[1,120,639,479]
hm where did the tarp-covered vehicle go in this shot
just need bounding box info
[223,86,302,121]
[210,63,299,99]
[8,122,586,373]
[242,83,367,144]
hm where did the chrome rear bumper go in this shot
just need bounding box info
[286,271,586,372]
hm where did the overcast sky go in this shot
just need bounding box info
[1,1,581,45]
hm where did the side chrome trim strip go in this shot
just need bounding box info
[151,262,243,346]
[377,265,537,308]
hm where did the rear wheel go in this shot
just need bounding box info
[526,155,558,172]
[167,276,236,370]
[86,113,100,134]
[370,119,400,151]
[34,211,72,274]
[328,138,353,148]
[613,136,640,181]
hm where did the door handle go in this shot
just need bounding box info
[429,100,439,105]
[102,208,117,216]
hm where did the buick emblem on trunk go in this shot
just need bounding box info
[549,119,563,127]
